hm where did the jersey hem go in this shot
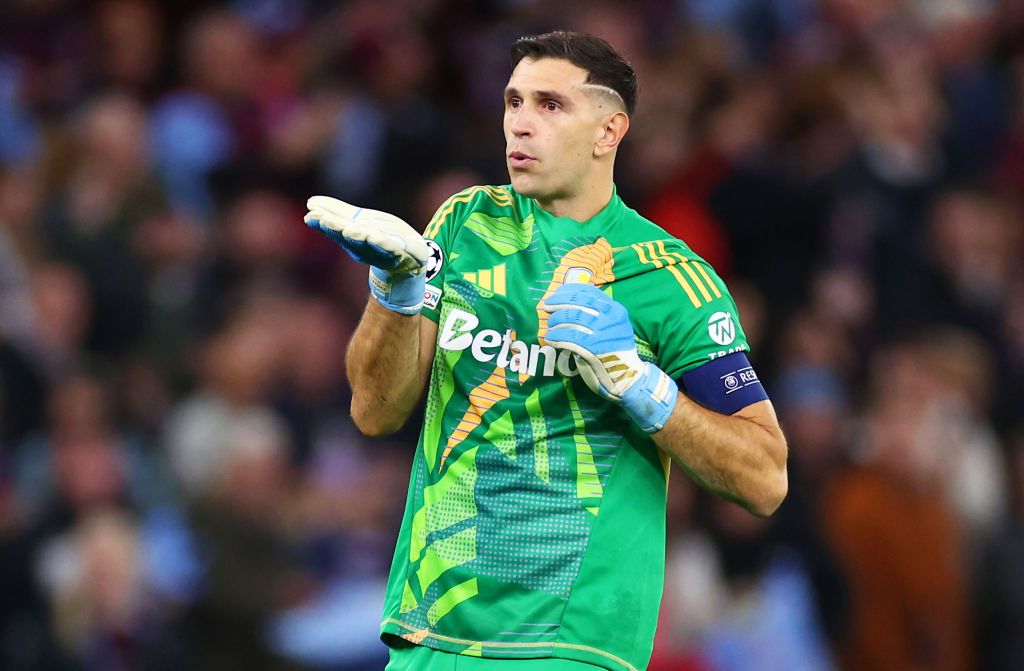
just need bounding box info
[380,618,637,671]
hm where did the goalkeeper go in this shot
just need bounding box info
[305,31,788,671]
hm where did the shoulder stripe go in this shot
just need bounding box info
[664,262,702,308]
[482,185,513,204]
[692,262,722,298]
[632,241,708,308]
[651,243,700,307]
[667,251,713,302]
[631,242,660,268]
[424,186,514,239]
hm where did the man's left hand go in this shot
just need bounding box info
[541,283,677,433]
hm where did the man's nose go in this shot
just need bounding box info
[509,109,533,137]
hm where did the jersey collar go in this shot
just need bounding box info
[527,184,624,229]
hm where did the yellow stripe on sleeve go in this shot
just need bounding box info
[650,243,700,308]
[642,242,664,268]
[424,186,515,239]
[630,243,650,265]
[632,241,702,308]
[693,262,722,298]
[669,252,713,303]
[665,265,701,308]
[424,189,478,238]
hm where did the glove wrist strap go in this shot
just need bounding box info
[369,267,425,315]
[620,363,678,433]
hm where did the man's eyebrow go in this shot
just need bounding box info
[503,87,571,106]
[534,90,570,105]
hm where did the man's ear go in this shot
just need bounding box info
[594,111,629,158]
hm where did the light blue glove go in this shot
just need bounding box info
[541,283,678,433]
[304,196,427,315]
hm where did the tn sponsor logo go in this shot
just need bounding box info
[438,308,580,378]
[707,311,736,346]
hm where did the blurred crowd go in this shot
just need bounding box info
[0,0,1022,670]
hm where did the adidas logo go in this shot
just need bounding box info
[463,263,506,296]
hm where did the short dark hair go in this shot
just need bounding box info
[511,31,638,116]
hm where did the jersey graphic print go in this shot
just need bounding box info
[380,185,750,671]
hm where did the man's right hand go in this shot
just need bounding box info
[304,196,429,315]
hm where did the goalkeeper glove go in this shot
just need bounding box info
[304,196,428,315]
[541,283,678,433]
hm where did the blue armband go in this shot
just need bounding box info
[678,352,768,415]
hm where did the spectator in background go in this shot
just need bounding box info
[45,509,183,671]
[186,410,303,671]
[317,3,455,219]
[26,263,92,379]
[272,295,359,466]
[769,365,851,647]
[826,38,951,326]
[3,371,170,670]
[128,206,208,387]
[149,9,260,218]
[922,188,1023,429]
[0,451,63,671]
[91,0,164,97]
[699,497,837,671]
[270,441,409,671]
[919,329,1009,541]
[164,308,286,496]
[654,479,837,671]
[822,339,974,671]
[195,188,304,332]
[652,477,717,671]
[41,93,159,359]
[13,372,167,523]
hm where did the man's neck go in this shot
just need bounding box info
[534,180,614,222]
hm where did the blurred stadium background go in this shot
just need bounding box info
[0,0,1022,669]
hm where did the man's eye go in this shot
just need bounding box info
[545,101,559,111]
[508,98,522,109]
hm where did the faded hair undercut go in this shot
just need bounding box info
[511,31,639,116]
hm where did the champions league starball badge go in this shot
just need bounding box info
[424,240,444,281]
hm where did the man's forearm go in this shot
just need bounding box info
[653,396,788,516]
[346,298,426,436]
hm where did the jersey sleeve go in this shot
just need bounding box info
[647,257,768,413]
[419,185,518,322]
[419,188,469,323]
[647,258,748,377]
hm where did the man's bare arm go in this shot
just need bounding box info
[346,299,438,436]
[301,194,439,436]
[653,398,788,517]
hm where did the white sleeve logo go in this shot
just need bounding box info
[424,240,444,282]
[708,311,736,346]
[721,366,759,394]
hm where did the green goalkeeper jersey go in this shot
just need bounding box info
[380,185,750,670]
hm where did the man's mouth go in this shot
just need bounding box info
[508,151,536,168]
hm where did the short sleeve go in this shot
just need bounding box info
[418,185,518,322]
[651,259,752,380]
[420,191,464,323]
